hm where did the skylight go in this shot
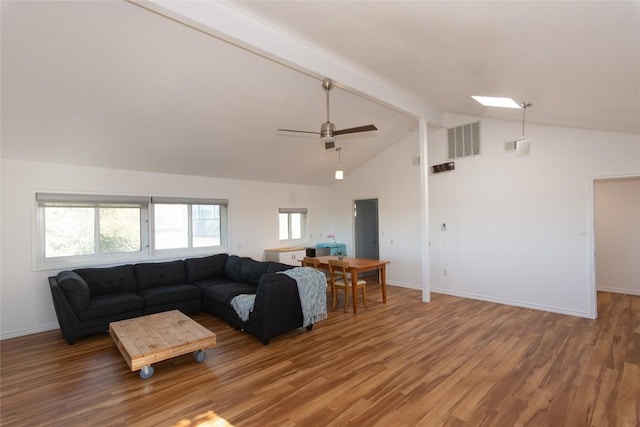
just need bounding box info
[471,96,521,109]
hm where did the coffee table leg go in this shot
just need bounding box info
[194,350,206,362]
[140,365,154,379]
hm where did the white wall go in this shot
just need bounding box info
[428,113,640,318]
[335,131,423,289]
[594,177,640,295]
[0,159,338,339]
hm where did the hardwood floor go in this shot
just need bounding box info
[1,285,638,426]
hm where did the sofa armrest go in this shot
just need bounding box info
[48,277,82,344]
[251,273,304,341]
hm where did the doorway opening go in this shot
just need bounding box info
[590,173,640,319]
[354,198,379,267]
[593,176,640,294]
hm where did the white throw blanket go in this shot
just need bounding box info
[230,294,256,321]
[279,267,328,327]
[230,267,327,326]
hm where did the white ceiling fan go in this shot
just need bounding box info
[278,78,377,150]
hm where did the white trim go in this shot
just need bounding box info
[387,281,421,291]
[151,196,228,205]
[1,323,59,341]
[431,288,595,319]
[36,193,149,204]
[419,118,431,303]
[597,286,640,296]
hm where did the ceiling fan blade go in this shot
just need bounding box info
[325,141,335,150]
[277,128,321,135]
[334,124,377,135]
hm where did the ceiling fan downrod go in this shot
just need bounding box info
[323,78,333,123]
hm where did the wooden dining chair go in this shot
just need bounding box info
[303,256,330,290]
[328,259,367,313]
[302,256,319,268]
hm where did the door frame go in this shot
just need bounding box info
[588,171,640,320]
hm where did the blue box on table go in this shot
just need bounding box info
[316,243,346,256]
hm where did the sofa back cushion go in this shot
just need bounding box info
[241,259,270,286]
[223,255,249,282]
[76,264,137,296]
[56,270,90,313]
[185,253,229,283]
[266,262,292,274]
[135,260,186,290]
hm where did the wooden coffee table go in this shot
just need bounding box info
[109,310,216,379]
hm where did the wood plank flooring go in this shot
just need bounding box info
[1,285,638,426]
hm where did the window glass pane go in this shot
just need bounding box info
[44,207,94,257]
[279,213,289,240]
[100,207,141,254]
[192,204,220,247]
[154,204,188,249]
[291,213,302,239]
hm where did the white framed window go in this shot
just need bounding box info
[35,193,150,269]
[151,197,228,252]
[279,208,307,243]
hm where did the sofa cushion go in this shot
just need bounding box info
[185,254,229,283]
[76,265,137,296]
[56,271,90,313]
[241,259,270,286]
[138,284,202,307]
[192,277,237,290]
[266,262,292,274]
[135,260,186,290]
[223,255,248,282]
[77,292,144,321]
[204,282,257,305]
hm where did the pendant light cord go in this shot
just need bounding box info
[521,101,531,139]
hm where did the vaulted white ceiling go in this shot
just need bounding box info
[2,1,638,186]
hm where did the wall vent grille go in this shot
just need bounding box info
[448,121,480,159]
[504,140,517,152]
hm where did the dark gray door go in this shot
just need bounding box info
[354,199,379,260]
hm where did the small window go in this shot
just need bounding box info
[152,197,228,252]
[279,208,307,242]
[35,193,149,268]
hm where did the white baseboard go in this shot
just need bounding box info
[1,323,59,341]
[597,286,640,296]
[387,281,421,290]
[430,287,595,319]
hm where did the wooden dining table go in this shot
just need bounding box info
[312,255,390,314]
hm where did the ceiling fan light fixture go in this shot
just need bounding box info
[321,135,335,143]
[321,121,335,143]
[472,96,521,109]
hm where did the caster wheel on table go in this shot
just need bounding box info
[194,350,206,362]
[139,365,154,379]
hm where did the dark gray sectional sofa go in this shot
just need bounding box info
[48,254,310,345]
